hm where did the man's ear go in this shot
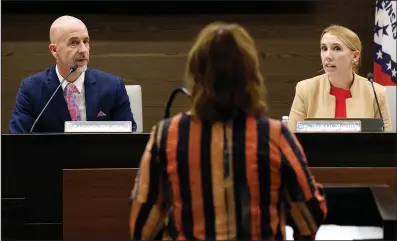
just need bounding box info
[49,43,58,59]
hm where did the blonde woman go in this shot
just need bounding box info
[288,25,392,132]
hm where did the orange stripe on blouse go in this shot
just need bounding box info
[211,123,228,240]
[268,119,282,235]
[280,134,312,200]
[136,125,157,203]
[165,113,185,238]
[245,117,261,239]
[129,201,142,238]
[188,119,206,239]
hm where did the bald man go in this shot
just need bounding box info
[9,16,137,133]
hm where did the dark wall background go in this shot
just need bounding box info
[1,0,375,132]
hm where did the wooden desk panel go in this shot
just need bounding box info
[63,167,396,241]
[311,167,396,195]
[63,168,138,241]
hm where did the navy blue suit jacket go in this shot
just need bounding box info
[9,65,137,133]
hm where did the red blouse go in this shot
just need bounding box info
[330,85,352,118]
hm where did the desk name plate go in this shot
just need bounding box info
[296,120,362,133]
[64,121,132,133]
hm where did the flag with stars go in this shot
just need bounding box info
[374,0,397,86]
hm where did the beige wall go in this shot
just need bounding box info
[1,0,375,132]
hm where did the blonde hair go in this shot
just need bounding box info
[185,21,267,122]
[321,25,362,72]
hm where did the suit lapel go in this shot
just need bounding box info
[320,75,336,118]
[84,69,99,121]
[346,73,361,118]
[46,66,71,123]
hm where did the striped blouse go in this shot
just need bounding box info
[129,112,327,240]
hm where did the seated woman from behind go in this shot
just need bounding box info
[288,25,392,132]
[129,21,327,241]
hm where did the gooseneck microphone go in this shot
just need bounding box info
[164,87,191,118]
[30,64,78,133]
[366,72,384,132]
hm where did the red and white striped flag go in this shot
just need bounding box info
[374,0,396,86]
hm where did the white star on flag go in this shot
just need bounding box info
[376,50,383,59]
[386,61,392,70]
[373,0,397,86]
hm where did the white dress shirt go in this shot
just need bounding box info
[56,65,87,121]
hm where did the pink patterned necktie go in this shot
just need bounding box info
[65,83,82,121]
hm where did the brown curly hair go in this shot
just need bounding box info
[185,21,267,122]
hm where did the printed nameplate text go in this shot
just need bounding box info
[296,120,362,133]
[64,121,132,133]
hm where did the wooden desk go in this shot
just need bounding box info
[2,133,395,240]
[62,167,396,241]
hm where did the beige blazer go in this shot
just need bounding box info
[288,73,392,132]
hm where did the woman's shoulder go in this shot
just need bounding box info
[254,115,285,130]
[355,73,387,95]
[296,74,327,88]
[254,116,294,141]
[292,74,327,98]
[156,112,190,126]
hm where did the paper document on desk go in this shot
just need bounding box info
[286,225,383,240]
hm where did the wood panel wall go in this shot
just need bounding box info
[1,0,375,132]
